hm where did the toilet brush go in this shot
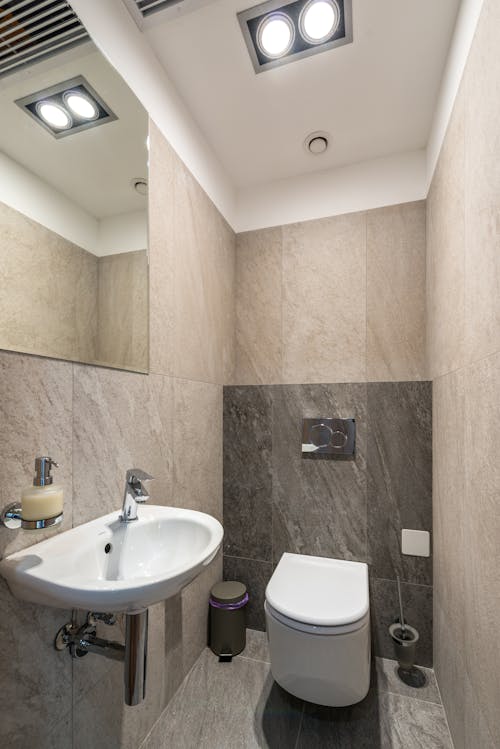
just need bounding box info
[389,576,424,686]
[396,576,407,637]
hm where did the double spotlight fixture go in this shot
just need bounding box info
[239,0,352,72]
[16,76,116,139]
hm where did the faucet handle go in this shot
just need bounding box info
[126,469,154,484]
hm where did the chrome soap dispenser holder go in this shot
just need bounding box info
[1,456,63,530]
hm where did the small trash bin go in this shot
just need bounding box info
[209,581,248,660]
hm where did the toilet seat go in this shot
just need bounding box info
[265,553,369,627]
[265,600,369,635]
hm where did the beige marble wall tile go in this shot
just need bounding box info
[0,351,73,558]
[171,161,235,385]
[367,202,426,381]
[463,351,500,746]
[432,372,467,749]
[148,122,235,384]
[173,378,222,521]
[0,579,72,749]
[148,121,176,378]
[426,85,466,379]
[181,551,223,674]
[0,201,98,364]
[464,0,500,365]
[97,250,148,372]
[72,366,173,526]
[282,212,366,384]
[234,228,282,385]
[73,602,167,749]
[432,371,466,653]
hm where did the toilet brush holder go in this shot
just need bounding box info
[389,622,419,671]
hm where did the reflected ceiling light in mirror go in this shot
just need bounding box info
[64,92,98,121]
[238,0,352,73]
[16,76,116,139]
[257,14,295,58]
[36,102,72,130]
[299,0,339,44]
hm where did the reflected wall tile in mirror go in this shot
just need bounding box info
[72,366,173,526]
[0,202,98,363]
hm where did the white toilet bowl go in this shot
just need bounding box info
[265,553,370,707]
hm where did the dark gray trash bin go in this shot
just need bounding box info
[209,581,248,660]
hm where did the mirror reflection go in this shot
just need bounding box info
[0,39,149,372]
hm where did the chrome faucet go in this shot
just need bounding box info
[120,469,154,522]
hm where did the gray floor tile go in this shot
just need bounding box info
[142,648,303,749]
[297,690,453,749]
[373,658,441,704]
[238,628,271,664]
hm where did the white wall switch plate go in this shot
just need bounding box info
[401,529,430,557]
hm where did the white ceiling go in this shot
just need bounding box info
[0,43,148,219]
[145,0,461,188]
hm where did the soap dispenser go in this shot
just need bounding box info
[21,457,63,523]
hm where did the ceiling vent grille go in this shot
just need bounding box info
[134,0,182,18]
[0,1,89,79]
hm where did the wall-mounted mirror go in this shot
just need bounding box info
[0,14,149,373]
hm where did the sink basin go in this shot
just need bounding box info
[0,505,223,613]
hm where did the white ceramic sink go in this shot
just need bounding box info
[0,506,223,613]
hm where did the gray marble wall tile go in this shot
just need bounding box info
[223,387,273,561]
[367,382,432,585]
[370,577,433,667]
[0,351,73,558]
[271,383,367,563]
[72,365,173,526]
[224,555,273,631]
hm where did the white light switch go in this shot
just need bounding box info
[401,529,430,557]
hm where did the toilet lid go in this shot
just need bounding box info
[265,553,369,627]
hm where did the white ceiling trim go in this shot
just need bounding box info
[426,0,484,189]
[65,0,480,234]
[234,150,427,233]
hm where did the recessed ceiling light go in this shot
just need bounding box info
[257,13,295,58]
[16,75,117,140]
[36,102,71,130]
[238,0,352,73]
[305,131,330,154]
[64,92,98,121]
[299,0,339,45]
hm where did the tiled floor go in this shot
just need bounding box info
[141,630,453,749]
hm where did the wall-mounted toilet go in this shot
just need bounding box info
[265,553,370,707]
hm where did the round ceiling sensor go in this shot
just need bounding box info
[132,177,148,196]
[304,131,330,155]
